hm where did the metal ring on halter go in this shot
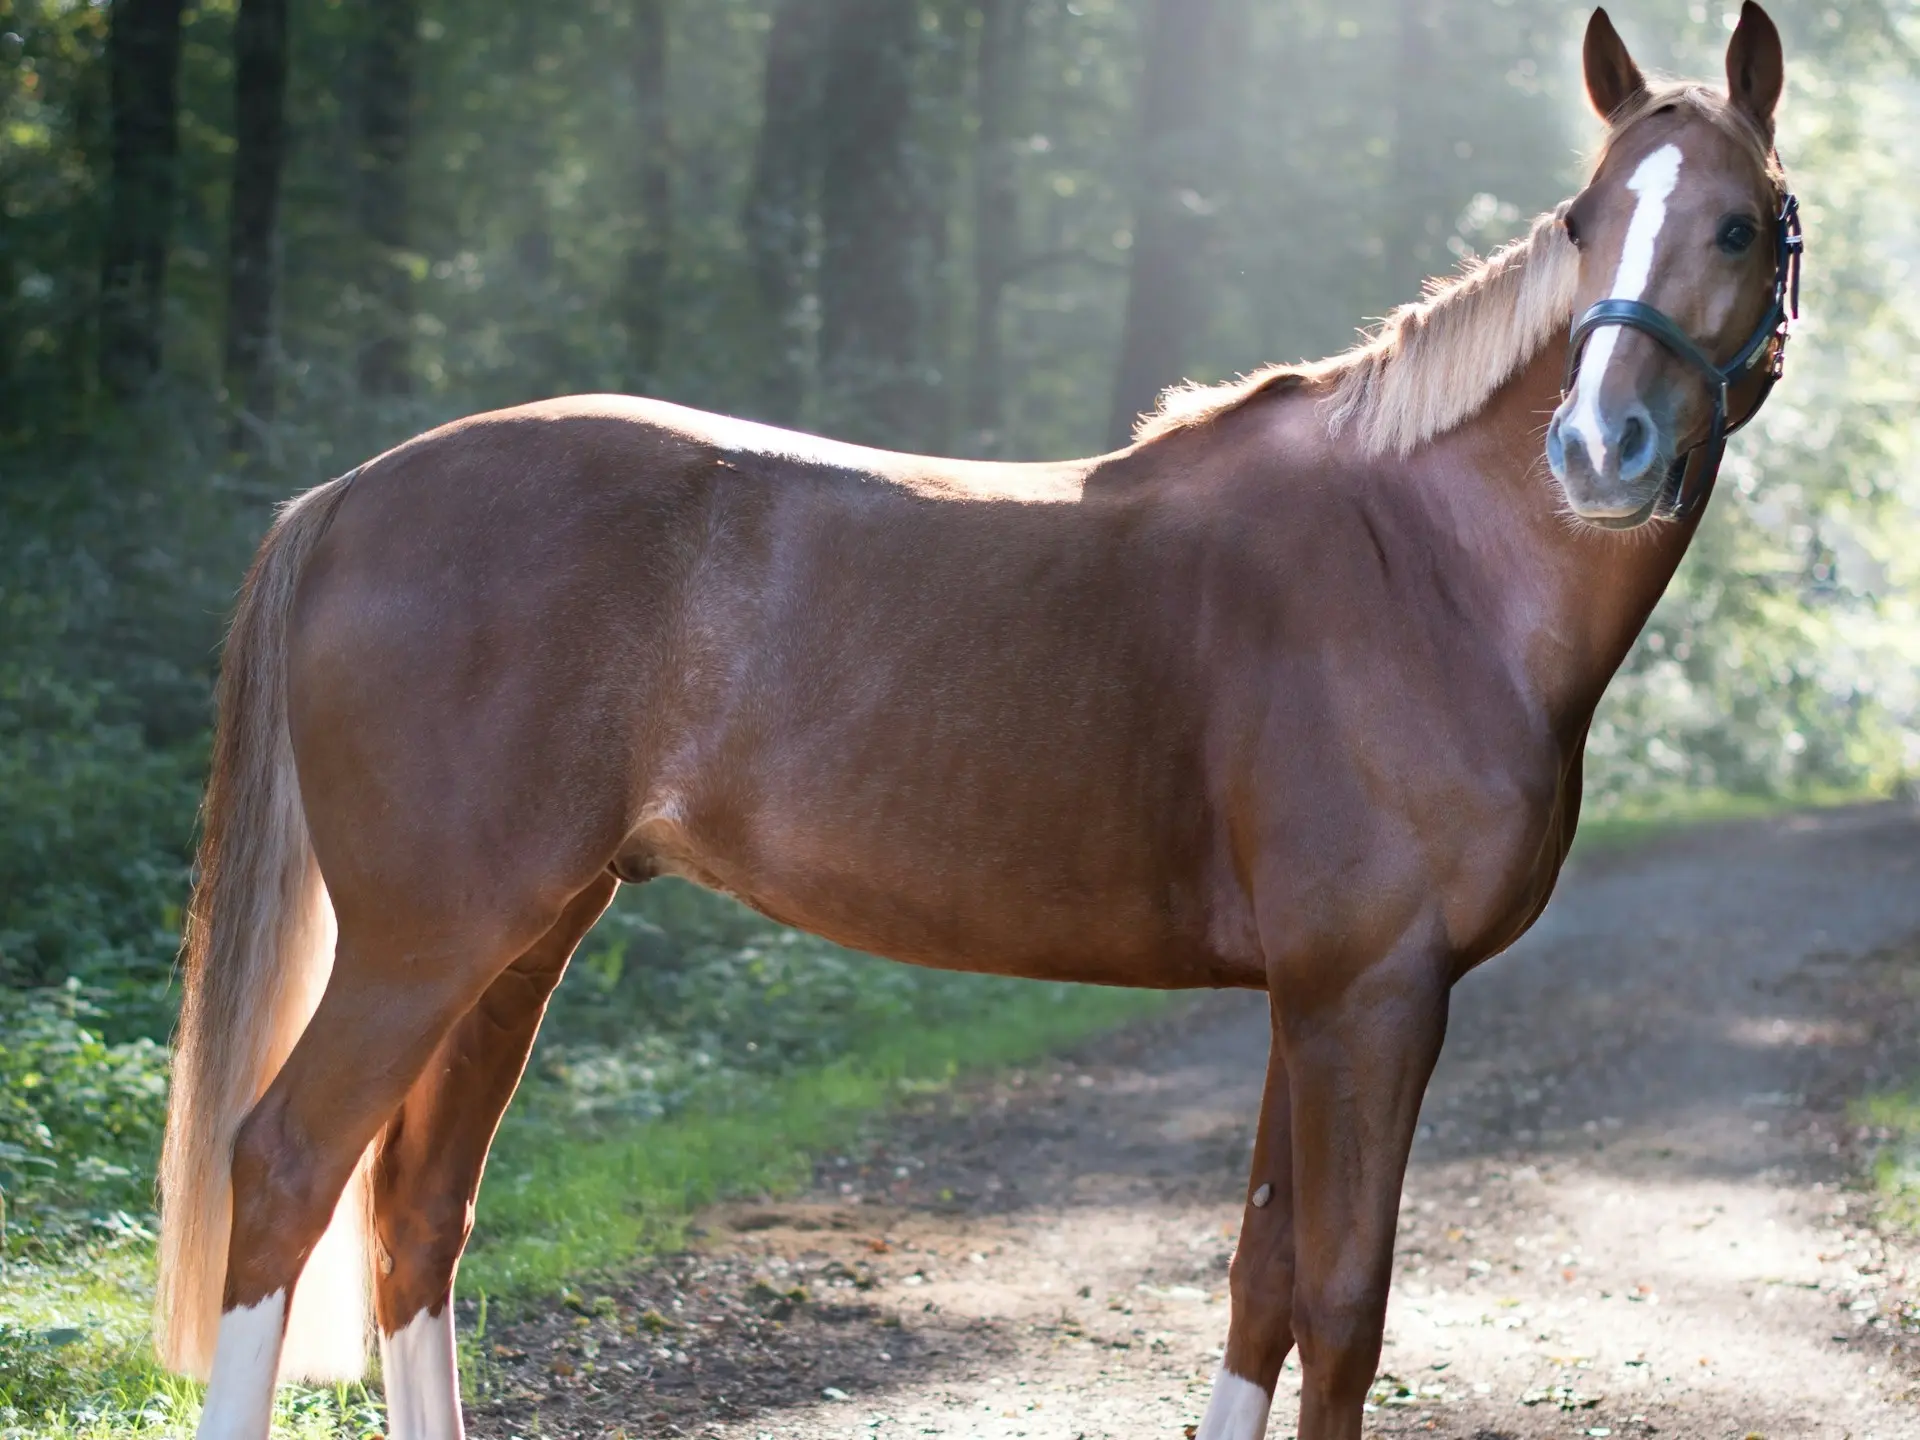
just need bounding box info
[1562,193,1803,523]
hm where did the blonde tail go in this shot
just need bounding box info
[155,471,373,1382]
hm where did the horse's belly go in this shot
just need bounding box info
[638,804,1261,991]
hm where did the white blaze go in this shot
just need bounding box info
[1569,142,1684,473]
[381,1307,466,1440]
[196,1290,287,1440]
[1195,1367,1273,1440]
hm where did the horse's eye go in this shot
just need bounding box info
[1563,213,1583,249]
[1717,216,1759,254]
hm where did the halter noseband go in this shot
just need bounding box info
[1562,192,1803,524]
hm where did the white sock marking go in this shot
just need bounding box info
[1569,142,1684,473]
[196,1290,286,1440]
[381,1307,466,1440]
[1195,1367,1272,1440]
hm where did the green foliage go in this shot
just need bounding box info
[0,982,169,1251]
[0,662,200,996]
[0,421,242,1011]
[1855,1085,1920,1235]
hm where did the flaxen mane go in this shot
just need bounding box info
[1131,208,1580,457]
[1133,84,1780,458]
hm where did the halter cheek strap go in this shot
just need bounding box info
[1562,192,1803,523]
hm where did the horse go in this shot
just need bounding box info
[158,8,1800,1439]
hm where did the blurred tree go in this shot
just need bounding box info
[1106,0,1239,447]
[741,0,824,426]
[355,0,418,398]
[223,0,290,455]
[0,24,16,416]
[966,0,1030,456]
[621,0,672,393]
[98,0,184,398]
[913,0,969,453]
[818,0,928,447]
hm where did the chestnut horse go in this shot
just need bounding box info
[160,9,1799,1439]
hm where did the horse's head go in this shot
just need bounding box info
[1546,3,1794,529]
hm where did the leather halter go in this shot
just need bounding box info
[1562,192,1803,525]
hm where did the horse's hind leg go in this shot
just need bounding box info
[1197,998,1295,1440]
[198,887,591,1440]
[372,874,618,1440]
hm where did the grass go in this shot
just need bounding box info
[1854,1087,1920,1234]
[1568,782,1887,855]
[0,1233,381,1440]
[1,978,1168,1438]
[466,977,1170,1296]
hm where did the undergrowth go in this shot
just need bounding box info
[1855,1086,1920,1234]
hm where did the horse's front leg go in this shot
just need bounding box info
[1279,940,1449,1440]
[1197,998,1294,1440]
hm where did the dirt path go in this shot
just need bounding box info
[471,804,1920,1440]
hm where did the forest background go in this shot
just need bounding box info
[1,0,1918,1428]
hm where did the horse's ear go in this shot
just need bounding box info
[1725,1,1784,135]
[1583,8,1647,123]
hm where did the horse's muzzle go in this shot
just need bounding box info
[1545,400,1674,528]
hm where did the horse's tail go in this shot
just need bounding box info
[155,471,373,1382]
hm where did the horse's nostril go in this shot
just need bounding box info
[1619,415,1651,465]
[1546,416,1575,472]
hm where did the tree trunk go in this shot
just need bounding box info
[1104,0,1232,448]
[0,177,15,420]
[966,0,1029,456]
[356,0,418,399]
[98,0,185,399]
[224,0,291,452]
[816,0,926,448]
[913,0,969,455]
[620,0,671,393]
[740,0,824,426]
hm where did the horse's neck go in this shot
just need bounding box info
[1447,345,1701,738]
